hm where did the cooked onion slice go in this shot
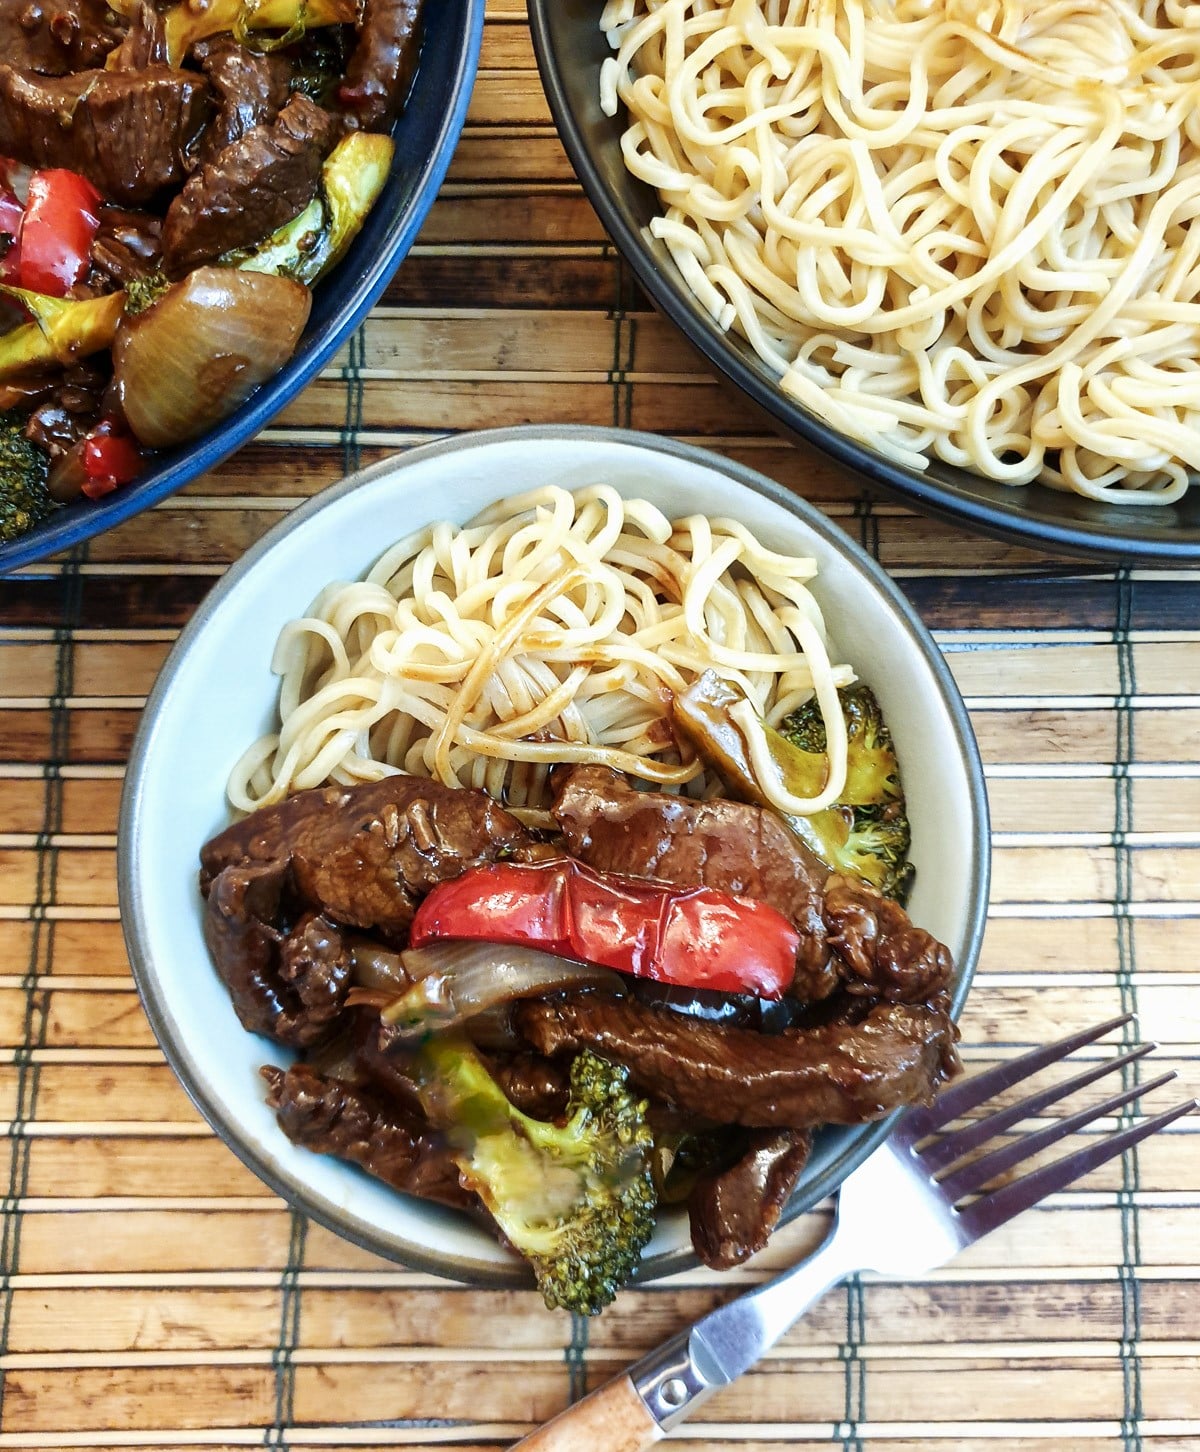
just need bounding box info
[113,267,311,448]
[348,940,411,994]
[379,941,624,1037]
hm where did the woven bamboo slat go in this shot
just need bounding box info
[0,4,1198,1447]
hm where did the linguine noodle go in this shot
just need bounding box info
[600,0,1200,503]
[228,486,853,824]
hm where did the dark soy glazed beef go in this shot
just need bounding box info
[200,765,960,1277]
[200,776,540,1046]
[0,0,129,76]
[0,63,211,202]
[192,37,293,162]
[517,993,959,1129]
[162,93,342,274]
[689,1129,813,1270]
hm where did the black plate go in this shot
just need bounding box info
[529,0,1200,562]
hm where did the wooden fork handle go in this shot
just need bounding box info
[508,1372,663,1451]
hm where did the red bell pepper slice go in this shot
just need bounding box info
[19,169,102,297]
[409,858,799,1000]
[80,418,141,500]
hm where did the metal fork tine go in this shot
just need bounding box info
[955,1098,1198,1240]
[899,1013,1134,1141]
[935,1070,1176,1203]
[918,1043,1156,1173]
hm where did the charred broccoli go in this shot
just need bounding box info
[779,685,914,902]
[418,1038,657,1315]
[0,412,53,543]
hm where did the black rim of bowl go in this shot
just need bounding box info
[528,0,1200,563]
[119,424,991,1290]
[0,0,486,577]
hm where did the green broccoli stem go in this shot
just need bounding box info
[415,1036,658,1315]
[232,134,395,286]
[161,0,360,67]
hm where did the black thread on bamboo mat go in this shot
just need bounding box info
[0,546,85,1422]
[1112,564,1143,1452]
[609,255,636,431]
[343,326,365,477]
[838,1273,866,1452]
[851,493,880,563]
[565,1310,590,1404]
[265,1208,308,1448]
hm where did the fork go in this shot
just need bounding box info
[511,1014,1196,1451]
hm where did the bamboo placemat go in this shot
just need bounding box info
[2,8,1200,1448]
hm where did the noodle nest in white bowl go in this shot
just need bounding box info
[119,427,989,1286]
[598,0,1200,506]
[229,484,858,824]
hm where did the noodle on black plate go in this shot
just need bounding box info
[600,0,1200,503]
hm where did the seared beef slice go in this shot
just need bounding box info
[200,775,536,939]
[518,993,959,1128]
[339,0,423,130]
[689,1129,812,1269]
[0,65,210,203]
[193,35,292,163]
[203,855,353,1048]
[262,1062,474,1210]
[162,93,339,274]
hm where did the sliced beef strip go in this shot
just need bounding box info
[338,0,422,131]
[192,35,292,166]
[0,64,211,204]
[89,207,163,287]
[551,764,834,998]
[824,873,954,1004]
[200,775,538,939]
[550,765,953,1005]
[488,1052,570,1121]
[688,1128,812,1270]
[161,92,339,275]
[204,857,353,1047]
[262,1061,475,1210]
[23,361,108,457]
[517,992,960,1129]
[0,0,127,76]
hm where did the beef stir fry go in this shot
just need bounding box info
[0,0,424,543]
[199,682,961,1314]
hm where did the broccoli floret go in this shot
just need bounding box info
[0,413,53,543]
[778,685,914,902]
[419,1039,656,1315]
[780,683,903,806]
[125,272,171,317]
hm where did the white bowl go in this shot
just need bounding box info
[119,426,990,1287]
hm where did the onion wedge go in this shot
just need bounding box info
[378,941,625,1038]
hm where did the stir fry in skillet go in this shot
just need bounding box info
[0,0,423,543]
[197,490,964,1313]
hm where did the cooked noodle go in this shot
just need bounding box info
[600,0,1200,502]
[228,486,854,824]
